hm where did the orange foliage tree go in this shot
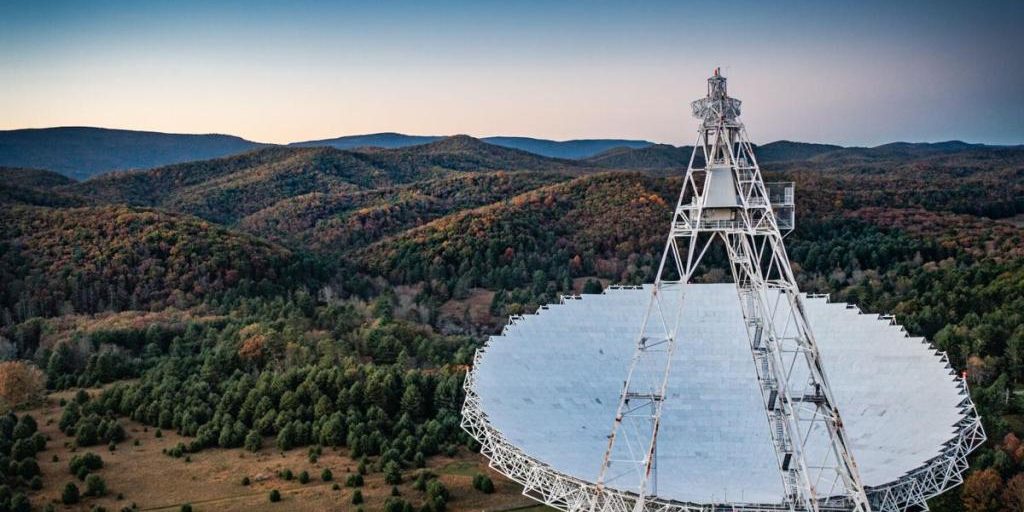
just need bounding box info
[962,469,1003,512]
[1004,474,1024,512]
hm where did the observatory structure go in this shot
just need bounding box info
[461,70,985,512]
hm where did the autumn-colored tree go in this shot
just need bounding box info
[1003,474,1024,512]
[239,333,267,362]
[0,361,45,410]
[1004,433,1024,464]
[962,469,1003,512]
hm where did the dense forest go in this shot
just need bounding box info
[1,136,1023,511]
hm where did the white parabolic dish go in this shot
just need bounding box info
[462,283,985,511]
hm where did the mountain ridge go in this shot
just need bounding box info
[4,126,1019,180]
[0,126,266,180]
[64,135,586,224]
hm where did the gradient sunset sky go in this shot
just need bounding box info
[2,0,1022,145]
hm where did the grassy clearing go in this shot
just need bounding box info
[23,389,538,511]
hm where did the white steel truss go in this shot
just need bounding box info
[597,69,868,511]
[461,289,985,512]
[461,69,986,512]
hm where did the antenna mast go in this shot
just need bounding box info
[597,69,873,512]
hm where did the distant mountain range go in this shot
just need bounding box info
[0,126,1015,180]
[292,133,652,159]
[0,128,649,179]
[0,127,266,180]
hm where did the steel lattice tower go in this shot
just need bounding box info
[597,69,873,512]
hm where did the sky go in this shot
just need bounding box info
[1,0,1022,146]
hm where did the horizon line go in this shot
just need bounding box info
[1,124,1020,149]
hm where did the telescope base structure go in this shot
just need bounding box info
[461,285,984,512]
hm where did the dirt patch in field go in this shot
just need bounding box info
[24,389,544,511]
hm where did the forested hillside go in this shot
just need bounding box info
[0,205,314,326]
[1,137,1023,511]
[66,136,586,225]
[238,171,570,252]
[0,167,86,208]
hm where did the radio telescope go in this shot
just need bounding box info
[460,70,985,512]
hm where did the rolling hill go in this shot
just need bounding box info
[754,140,844,162]
[0,205,302,323]
[289,132,442,150]
[238,171,570,252]
[586,144,695,169]
[290,132,653,159]
[480,136,651,159]
[358,172,680,290]
[584,139,1020,171]
[0,167,86,207]
[0,127,265,180]
[66,135,585,225]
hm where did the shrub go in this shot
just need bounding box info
[351,489,363,505]
[10,494,31,512]
[62,482,81,504]
[281,469,293,481]
[298,470,309,484]
[31,431,46,452]
[320,468,333,482]
[244,430,261,452]
[180,505,192,512]
[70,452,103,480]
[85,474,107,497]
[383,461,402,484]
[269,489,281,502]
[241,476,250,486]
[11,439,36,460]
[384,497,410,512]
[425,480,449,511]
[76,420,99,446]
[167,443,186,458]
[480,475,495,494]
[18,458,40,480]
[346,473,364,487]
[413,470,435,492]
[472,473,494,493]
